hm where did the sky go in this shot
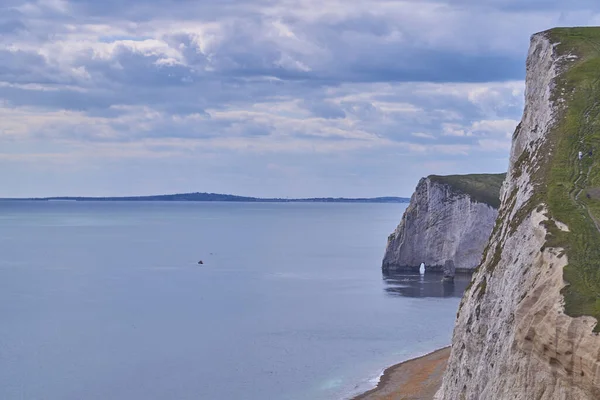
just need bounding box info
[2,1,600,198]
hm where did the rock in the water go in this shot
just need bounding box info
[442,260,455,282]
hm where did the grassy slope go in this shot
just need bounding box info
[535,28,600,330]
[428,173,506,209]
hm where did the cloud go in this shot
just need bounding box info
[2,0,600,196]
[301,99,346,119]
[412,132,436,139]
[478,138,513,152]
[471,119,519,137]
[442,123,469,137]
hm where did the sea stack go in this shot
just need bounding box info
[437,28,600,400]
[382,173,504,276]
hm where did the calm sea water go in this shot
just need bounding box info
[0,201,470,400]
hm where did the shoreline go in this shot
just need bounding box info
[352,347,450,400]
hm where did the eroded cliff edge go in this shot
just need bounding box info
[437,28,600,400]
[382,174,504,274]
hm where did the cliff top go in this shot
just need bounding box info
[524,27,600,329]
[428,173,505,209]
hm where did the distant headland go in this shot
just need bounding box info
[3,192,409,203]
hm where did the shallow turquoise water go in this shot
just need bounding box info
[0,201,467,400]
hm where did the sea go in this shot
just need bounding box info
[0,201,471,400]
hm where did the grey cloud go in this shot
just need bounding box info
[344,51,524,83]
[292,133,354,142]
[0,19,26,33]
[302,100,346,119]
[236,122,272,137]
[67,0,268,20]
[0,50,67,86]
[409,0,600,12]
[0,0,596,198]
[80,49,191,87]
[45,0,600,19]
[0,85,113,111]
[327,13,395,37]
[340,101,378,120]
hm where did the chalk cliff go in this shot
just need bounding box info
[437,28,600,400]
[382,174,504,274]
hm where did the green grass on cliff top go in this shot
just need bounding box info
[531,27,600,330]
[428,173,505,209]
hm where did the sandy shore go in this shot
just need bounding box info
[352,347,450,400]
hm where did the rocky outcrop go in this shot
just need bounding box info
[437,29,600,400]
[382,174,503,274]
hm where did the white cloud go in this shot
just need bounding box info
[412,132,436,139]
[471,118,519,137]
[3,0,600,196]
[478,138,512,152]
[442,123,469,137]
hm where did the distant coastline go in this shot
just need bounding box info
[1,192,409,204]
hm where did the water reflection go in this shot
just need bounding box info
[382,271,472,298]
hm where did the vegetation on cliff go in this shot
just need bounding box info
[428,173,505,209]
[511,27,600,330]
[544,27,600,330]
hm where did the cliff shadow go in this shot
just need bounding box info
[382,271,472,298]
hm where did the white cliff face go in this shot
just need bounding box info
[437,33,600,400]
[382,178,498,273]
